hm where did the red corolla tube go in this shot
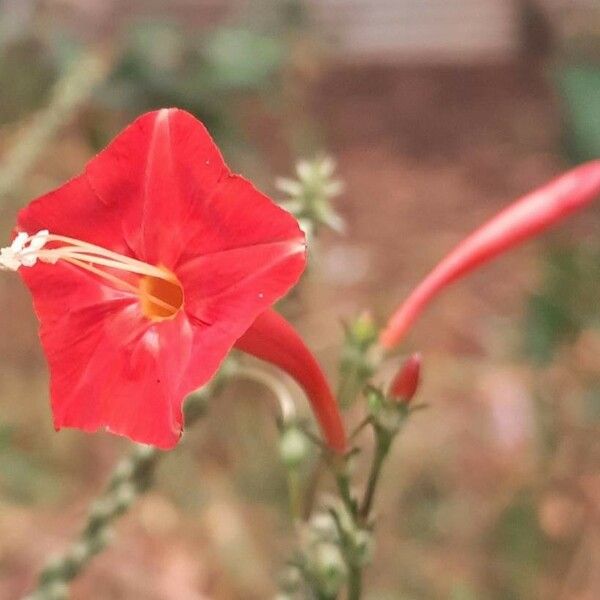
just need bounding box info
[235,309,347,453]
[381,160,600,349]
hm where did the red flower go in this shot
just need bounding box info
[4,109,345,450]
[381,160,600,348]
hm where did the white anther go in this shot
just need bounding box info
[0,230,49,271]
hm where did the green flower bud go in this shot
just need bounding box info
[308,512,339,545]
[279,426,311,469]
[350,529,374,566]
[46,581,69,600]
[312,542,348,597]
[89,497,115,522]
[111,458,134,483]
[278,564,303,593]
[349,311,378,349]
[114,482,137,512]
[66,542,90,570]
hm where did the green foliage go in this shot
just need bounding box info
[0,37,56,123]
[99,22,284,145]
[487,493,546,600]
[204,28,283,90]
[554,64,600,163]
[0,423,65,504]
[0,17,286,155]
[524,243,600,363]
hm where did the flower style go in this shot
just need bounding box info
[2,108,346,451]
[381,160,600,348]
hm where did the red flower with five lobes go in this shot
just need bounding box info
[8,108,346,451]
[381,160,600,348]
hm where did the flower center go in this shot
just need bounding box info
[139,272,184,321]
[0,230,185,322]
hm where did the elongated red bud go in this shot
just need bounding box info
[389,353,422,404]
[381,160,600,348]
[235,309,347,453]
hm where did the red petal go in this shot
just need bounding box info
[178,174,307,340]
[18,174,129,255]
[37,299,191,449]
[381,160,600,348]
[235,309,347,454]
[85,108,228,266]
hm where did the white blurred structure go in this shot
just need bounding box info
[307,0,520,62]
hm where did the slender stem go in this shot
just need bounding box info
[234,364,297,423]
[24,445,159,600]
[334,470,356,518]
[287,470,303,521]
[349,416,371,442]
[347,563,363,600]
[23,369,229,600]
[301,456,325,520]
[0,45,115,204]
[359,434,390,520]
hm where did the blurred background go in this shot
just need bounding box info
[0,1,599,598]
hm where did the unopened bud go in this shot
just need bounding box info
[278,565,303,593]
[312,542,348,596]
[348,311,377,349]
[45,582,69,600]
[89,497,115,522]
[279,426,311,469]
[308,512,339,544]
[114,482,137,512]
[350,529,374,566]
[389,353,422,404]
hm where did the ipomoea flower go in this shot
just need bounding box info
[381,160,600,348]
[2,109,346,451]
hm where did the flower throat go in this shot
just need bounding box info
[0,230,183,321]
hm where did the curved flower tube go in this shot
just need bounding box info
[381,160,600,349]
[235,309,347,453]
[1,109,315,449]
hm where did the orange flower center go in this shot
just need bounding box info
[139,271,184,321]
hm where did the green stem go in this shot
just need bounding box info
[334,470,357,518]
[359,434,390,521]
[347,563,363,600]
[349,416,372,443]
[287,470,303,521]
[23,369,229,600]
[25,444,159,600]
[0,45,116,205]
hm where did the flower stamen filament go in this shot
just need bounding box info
[0,230,183,319]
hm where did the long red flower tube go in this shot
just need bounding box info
[381,160,600,349]
[0,108,345,451]
[235,309,347,453]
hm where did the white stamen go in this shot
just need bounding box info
[0,230,49,270]
[0,229,181,315]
